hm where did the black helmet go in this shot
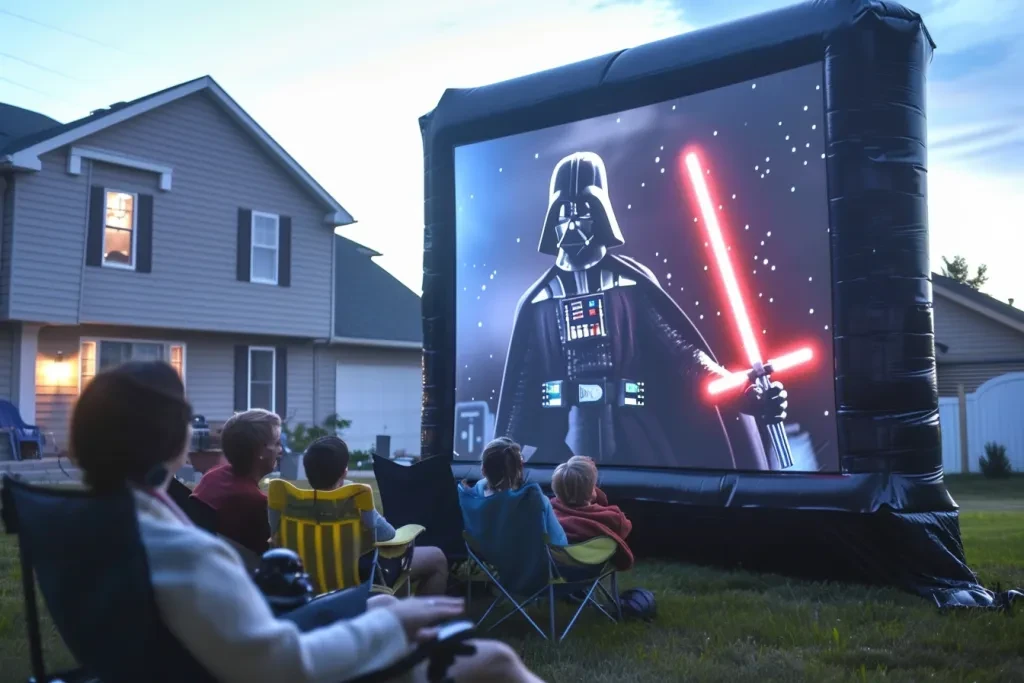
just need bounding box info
[538,151,625,269]
[253,548,315,615]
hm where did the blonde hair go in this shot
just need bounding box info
[552,456,598,507]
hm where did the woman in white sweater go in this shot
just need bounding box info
[69,360,543,683]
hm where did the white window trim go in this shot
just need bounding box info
[247,346,276,412]
[249,211,280,285]
[101,189,139,271]
[78,337,187,393]
[68,146,173,191]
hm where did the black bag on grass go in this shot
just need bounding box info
[619,588,657,621]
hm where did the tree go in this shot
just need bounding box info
[941,255,988,290]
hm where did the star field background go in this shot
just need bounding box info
[453,62,839,472]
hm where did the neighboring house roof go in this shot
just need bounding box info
[0,102,60,150]
[0,76,354,227]
[932,272,1024,336]
[333,235,422,349]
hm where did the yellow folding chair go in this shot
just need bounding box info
[267,479,424,596]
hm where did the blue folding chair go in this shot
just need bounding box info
[0,474,476,683]
[459,482,621,642]
[0,399,44,460]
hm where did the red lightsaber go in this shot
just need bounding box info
[681,149,812,469]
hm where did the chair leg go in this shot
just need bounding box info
[611,572,622,621]
[548,584,557,641]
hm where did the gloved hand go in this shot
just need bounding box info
[741,381,788,423]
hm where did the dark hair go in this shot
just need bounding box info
[480,437,524,492]
[303,436,351,491]
[220,409,281,474]
[71,361,192,493]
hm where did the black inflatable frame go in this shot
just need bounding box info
[419,0,1009,605]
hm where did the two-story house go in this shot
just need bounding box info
[0,76,357,452]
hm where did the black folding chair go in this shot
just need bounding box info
[372,455,466,563]
[1,474,476,683]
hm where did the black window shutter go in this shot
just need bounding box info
[233,345,249,412]
[136,194,154,273]
[237,209,252,282]
[275,346,288,419]
[278,216,292,287]
[86,186,105,267]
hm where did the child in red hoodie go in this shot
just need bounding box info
[550,456,634,570]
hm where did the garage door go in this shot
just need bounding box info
[335,358,422,456]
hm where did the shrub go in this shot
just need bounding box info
[979,441,1013,479]
[281,413,351,455]
[350,449,375,470]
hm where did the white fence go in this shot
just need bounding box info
[939,372,1024,474]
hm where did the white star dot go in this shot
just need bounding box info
[713,130,718,136]
[641,182,645,187]
[755,165,759,170]
[616,117,621,123]
[694,217,698,223]
[803,105,809,111]
[763,329,767,334]
[718,205,723,209]
[806,143,811,148]
[700,314,704,319]
[766,157,771,162]
[767,231,772,237]
[489,273,494,279]
[752,83,757,89]
[821,153,826,159]
[470,194,474,199]
[766,169,771,174]
[717,311,721,316]
[695,301,699,306]
[778,121,782,126]
[759,293,763,297]
[481,285,486,291]
[732,194,736,199]
[769,297,774,303]
[655,251,660,257]
[477,322,482,328]
[489,354,493,359]
[660,145,664,150]
[671,105,676,110]
[792,147,797,153]
[667,273,672,279]
[745,224,750,230]
[761,240,765,246]
[761,174,765,178]
[771,265,776,271]
[825,325,829,330]
[499,167,503,172]
[803,161,808,165]
[816,85,821,90]
[754,255,758,260]
[809,308,815,314]
[824,410,829,416]
[763,258,768,265]
[704,265,708,271]
[663,258,668,263]
[786,135,790,141]
[753,269,757,274]
[534,153,539,159]
[791,186,796,192]
[812,124,817,130]
[808,276,813,282]
[661,168,666,174]
[627,204,632,210]
[516,237,521,243]
[655,156,661,163]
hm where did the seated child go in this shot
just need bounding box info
[459,437,567,547]
[550,456,634,570]
[269,436,450,596]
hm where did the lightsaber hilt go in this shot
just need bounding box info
[748,362,794,470]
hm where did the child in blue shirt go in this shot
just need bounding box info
[459,437,567,546]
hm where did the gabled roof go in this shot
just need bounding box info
[333,235,421,349]
[0,76,354,227]
[933,272,1024,335]
[0,102,60,150]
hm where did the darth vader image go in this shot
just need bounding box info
[493,151,788,470]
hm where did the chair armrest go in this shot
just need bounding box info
[549,535,618,566]
[376,524,426,548]
[345,620,476,683]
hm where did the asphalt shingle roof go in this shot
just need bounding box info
[334,236,421,344]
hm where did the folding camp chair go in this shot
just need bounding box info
[373,454,467,562]
[268,479,425,596]
[459,483,622,642]
[0,474,475,683]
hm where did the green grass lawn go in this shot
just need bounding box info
[1,476,1021,682]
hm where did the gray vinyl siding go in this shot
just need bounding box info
[35,324,316,451]
[0,322,15,400]
[313,346,340,425]
[0,176,14,317]
[8,91,333,338]
[934,294,1024,397]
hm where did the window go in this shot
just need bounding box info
[80,339,185,388]
[250,212,280,285]
[103,190,137,269]
[248,347,276,411]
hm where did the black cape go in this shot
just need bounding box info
[494,254,767,469]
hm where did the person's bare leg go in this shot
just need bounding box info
[427,639,543,683]
[367,594,399,610]
[410,546,450,596]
